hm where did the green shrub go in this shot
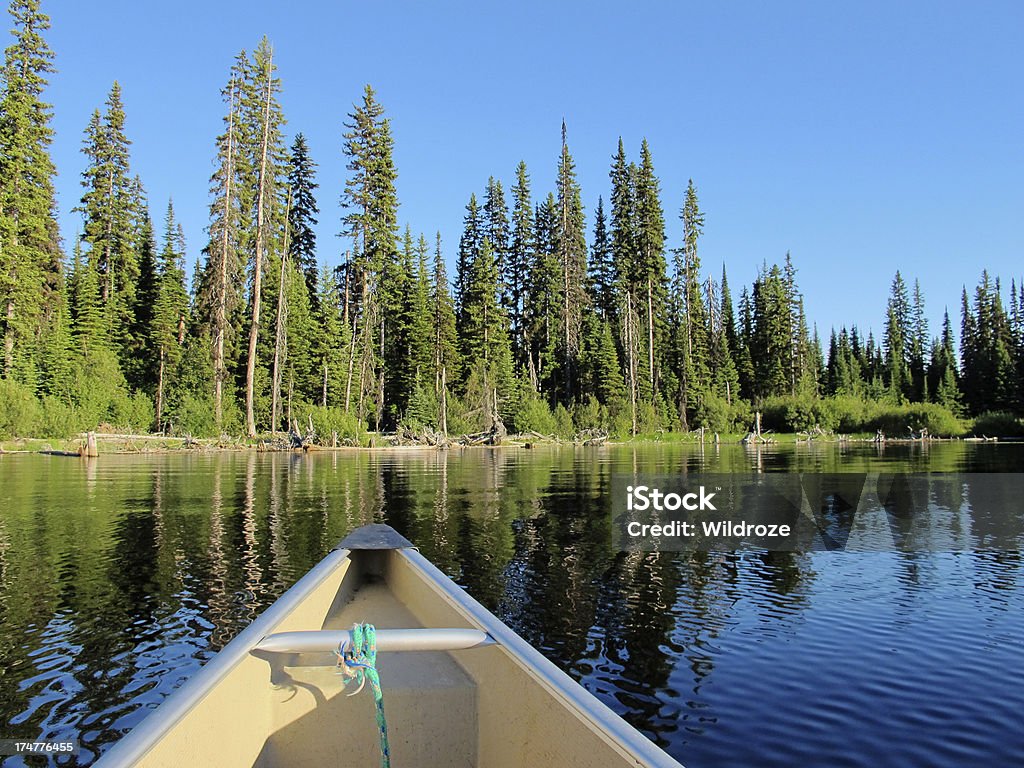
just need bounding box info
[513,396,557,435]
[171,393,218,437]
[307,406,367,445]
[0,379,41,438]
[110,391,154,433]
[571,395,604,433]
[831,395,870,433]
[868,403,963,437]
[694,394,753,433]
[969,411,1023,437]
[552,403,574,438]
[402,383,439,431]
[38,395,78,438]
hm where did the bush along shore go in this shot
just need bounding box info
[1,399,1020,456]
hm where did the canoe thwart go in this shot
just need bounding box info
[252,627,495,655]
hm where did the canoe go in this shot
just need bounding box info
[97,524,684,768]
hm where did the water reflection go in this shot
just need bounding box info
[0,444,1022,767]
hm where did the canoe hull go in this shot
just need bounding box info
[97,533,683,768]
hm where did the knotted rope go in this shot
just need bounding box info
[336,623,391,768]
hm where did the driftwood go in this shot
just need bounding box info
[395,427,449,447]
[577,428,608,446]
[797,425,831,442]
[289,418,316,450]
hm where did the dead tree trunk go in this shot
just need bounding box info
[245,49,274,438]
[270,191,292,435]
[439,365,448,437]
[214,75,237,429]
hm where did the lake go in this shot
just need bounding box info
[1,442,1022,766]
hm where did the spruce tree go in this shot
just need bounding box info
[430,232,460,394]
[524,193,561,396]
[340,84,399,427]
[929,309,961,413]
[736,285,756,399]
[751,263,791,398]
[195,57,246,430]
[884,271,910,401]
[150,201,189,431]
[555,121,588,403]
[461,238,514,415]
[708,273,740,404]
[313,264,346,408]
[483,176,510,310]
[241,38,288,436]
[0,0,60,382]
[672,179,709,425]
[77,82,140,375]
[909,279,929,401]
[589,196,614,319]
[633,140,667,398]
[456,192,482,322]
[287,132,319,304]
[507,161,533,368]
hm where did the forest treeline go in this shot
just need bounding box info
[1,2,1023,442]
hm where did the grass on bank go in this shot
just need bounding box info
[2,378,1022,447]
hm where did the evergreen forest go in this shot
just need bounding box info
[2,2,1023,443]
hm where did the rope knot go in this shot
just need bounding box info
[336,623,390,767]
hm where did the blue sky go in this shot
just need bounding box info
[38,0,1023,341]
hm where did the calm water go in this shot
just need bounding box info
[0,442,1022,767]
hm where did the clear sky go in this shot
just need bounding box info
[37,0,1023,342]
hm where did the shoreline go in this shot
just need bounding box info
[1,432,1015,457]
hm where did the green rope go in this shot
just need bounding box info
[336,623,391,768]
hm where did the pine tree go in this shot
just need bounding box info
[555,121,588,403]
[430,232,459,395]
[506,161,533,368]
[0,0,61,382]
[126,205,157,390]
[736,285,756,399]
[633,140,667,398]
[884,271,910,402]
[242,38,288,436]
[483,176,510,309]
[909,279,929,401]
[589,196,614,319]
[281,255,315,420]
[461,238,514,414]
[671,179,709,425]
[524,193,561,396]
[751,263,790,398]
[195,56,246,430]
[341,84,399,427]
[708,273,740,404]
[401,233,434,421]
[608,138,639,427]
[456,192,482,322]
[77,82,139,368]
[150,201,189,431]
[782,252,814,393]
[929,309,961,413]
[312,264,346,408]
[608,138,635,304]
[68,240,109,355]
[287,132,319,304]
